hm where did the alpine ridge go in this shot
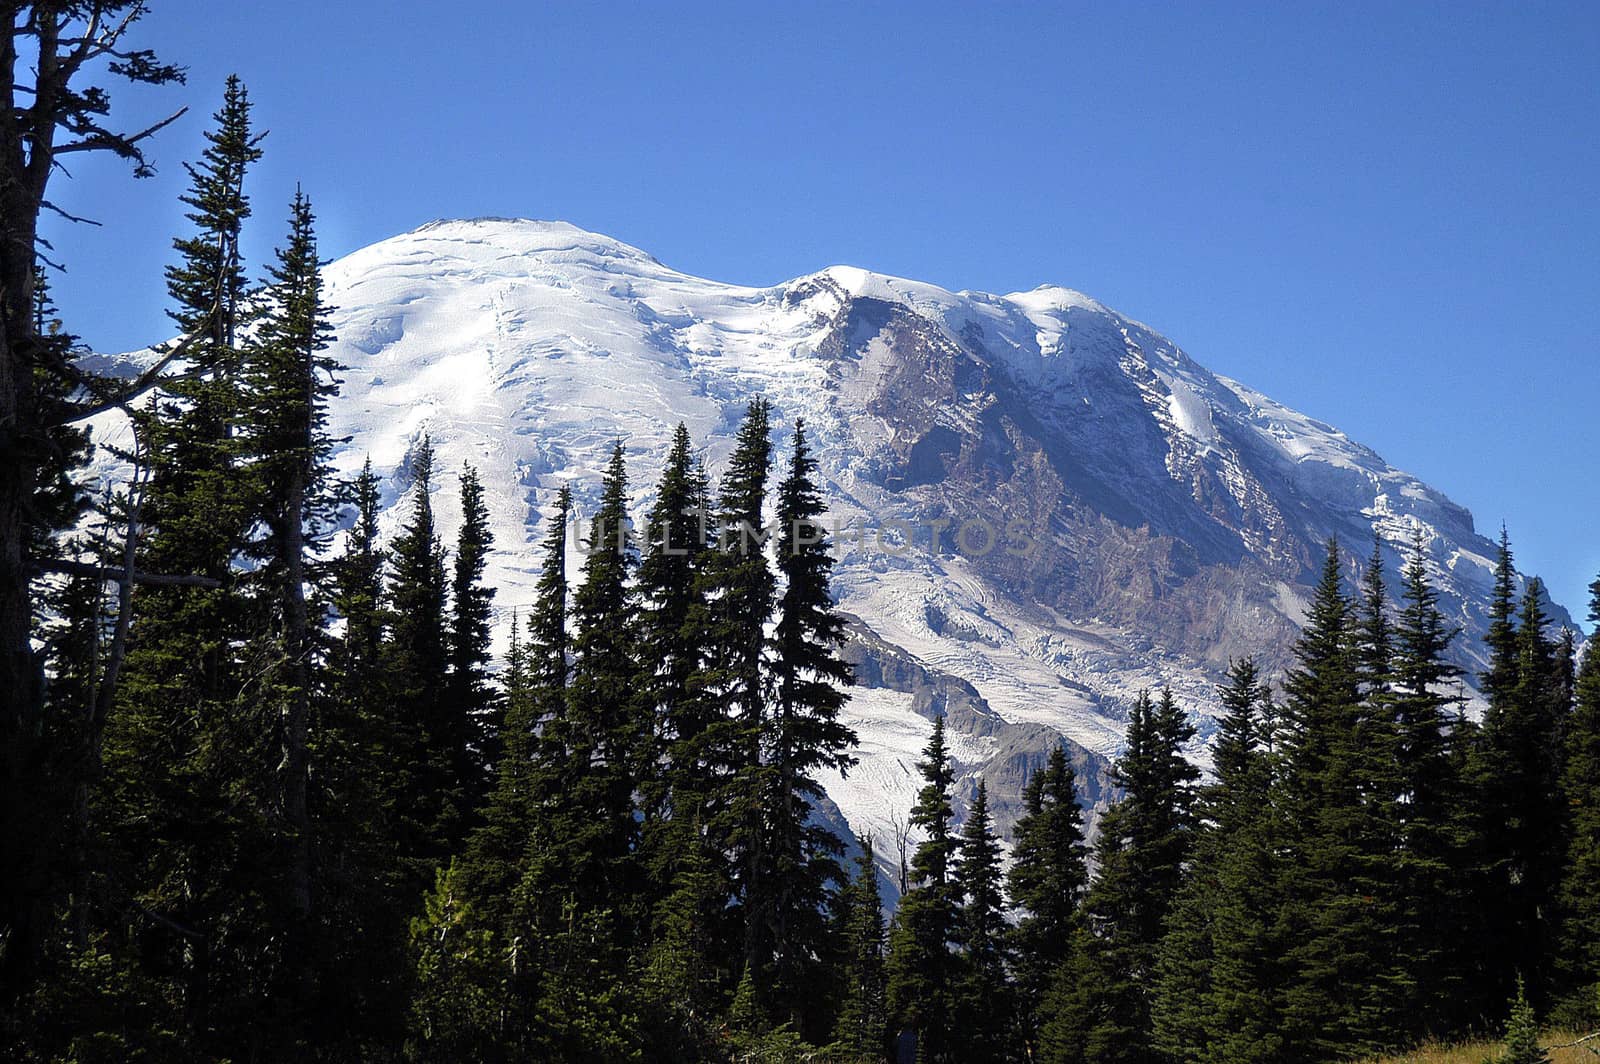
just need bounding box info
[87,217,1573,887]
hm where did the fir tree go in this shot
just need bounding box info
[100,79,278,1052]
[757,419,857,1032]
[1480,574,1567,1006]
[461,489,569,925]
[690,400,778,1017]
[448,462,495,812]
[1007,742,1088,1057]
[238,188,341,1035]
[543,443,641,918]
[386,435,456,866]
[1275,541,1405,1057]
[1557,573,1600,1010]
[1501,978,1550,1064]
[833,837,887,1060]
[636,425,715,920]
[1044,690,1196,1064]
[951,781,1010,1064]
[1389,534,1472,1034]
[885,715,960,1062]
[1152,659,1283,1064]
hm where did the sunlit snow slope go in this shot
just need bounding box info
[86,218,1573,885]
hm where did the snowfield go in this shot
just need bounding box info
[81,218,1574,873]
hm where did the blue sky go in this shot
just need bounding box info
[40,1,1600,619]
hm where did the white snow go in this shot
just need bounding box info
[78,217,1538,852]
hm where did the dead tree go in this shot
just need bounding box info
[1,1,187,1005]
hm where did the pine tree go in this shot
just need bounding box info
[1388,534,1472,1035]
[331,459,387,712]
[885,715,960,1062]
[1152,659,1284,1064]
[641,821,728,1060]
[543,443,641,918]
[1480,571,1567,1007]
[636,425,715,911]
[951,781,1009,1064]
[1501,978,1550,1064]
[237,188,341,1037]
[386,435,456,867]
[690,400,778,1017]
[1044,690,1196,1064]
[100,78,278,1052]
[316,454,413,1047]
[756,419,857,1032]
[448,462,495,813]
[1007,742,1088,1057]
[833,837,887,1060]
[1274,540,1405,1057]
[1557,573,1600,1011]
[461,489,569,925]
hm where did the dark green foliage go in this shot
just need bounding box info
[758,420,858,1031]
[1389,534,1474,1035]
[1152,659,1286,1064]
[1501,978,1550,1064]
[1008,742,1088,1055]
[448,462,495,810]
[690,400,779,1018]
[1274,541,1405,1057]
[460,489,569,926]
[833,837,887,1059]
[886,715,960,1062]
[386,435,459,865]
[1557,574,1600,1012]
[539,442,642,921]
[97,78,282,1054]
[1479,556,1569,1009]
[1042,689,1197,1064]
[952,781,1010,1064]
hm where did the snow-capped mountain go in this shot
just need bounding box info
[86,218,1571,888]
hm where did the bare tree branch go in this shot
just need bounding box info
[33,557,220,589]
[39,199,100,226]
[53,310,215,425]
[54,104,187,157]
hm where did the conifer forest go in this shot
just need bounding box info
[3,5,1598,1062]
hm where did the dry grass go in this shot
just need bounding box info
[1362,1030,1595,1063]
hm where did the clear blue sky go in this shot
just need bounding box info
[40,0,1600,620]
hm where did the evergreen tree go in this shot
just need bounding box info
[1480,571,1567,1007]
[951,781,1010,1064]
[238,188,341,1038]
[1008,742,1088,1057]
[1152,659,1284,1064]
[448,462,495,811]
[1274,541,1405,1058]
[885,715,960,1062]
[690,400,778,1017]
[386,435,456,867]
[1501,978,1550,1064]
[330,459,387,713]
[1388,534,1472,1035]
[641,823,725,1060]
[636,425,716,922]
[1557,573,1600,1011]
[833,837,887,1060]
[756,419,857,1032]
[542,443,641,918]
[461,489,569,925]
[1043,690,1196,1064]
[100,78,278,1053]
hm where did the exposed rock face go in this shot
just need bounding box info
[84,218,1574,886]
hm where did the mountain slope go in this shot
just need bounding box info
[85,217,1570,880]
